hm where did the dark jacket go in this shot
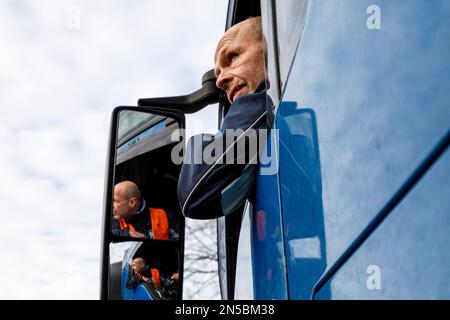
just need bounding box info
[126,267,152,290]
[112,199,151,238]
[177,80,270,219]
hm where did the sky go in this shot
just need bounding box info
[0,0,227,299]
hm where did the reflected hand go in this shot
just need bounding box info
[170,272,180,282]
[129,230,146,239]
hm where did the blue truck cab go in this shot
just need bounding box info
[101,0,450,300]
[221,0,450,300]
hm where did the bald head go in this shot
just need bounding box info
[214,17,266,103]
[132,257,147,274]
[214,17,263,64]
[115,180,141,201]
[113,181,142,220]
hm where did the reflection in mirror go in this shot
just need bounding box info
[112,110,183,241]
[110,242,181,300]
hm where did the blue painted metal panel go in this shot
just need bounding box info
[316,148,450,299]
[117,121,166,156]
[277,0,450,299]
[121,265,153,300]
[251,129,289,299]
[275,103,329,299]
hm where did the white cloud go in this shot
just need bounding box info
[0,0,228,299]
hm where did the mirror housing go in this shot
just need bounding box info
[101,106,186,300]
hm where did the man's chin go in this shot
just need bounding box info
[232,88,249,103]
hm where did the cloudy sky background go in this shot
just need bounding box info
[0,0,227,299]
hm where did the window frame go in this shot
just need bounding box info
[216,0,262,300]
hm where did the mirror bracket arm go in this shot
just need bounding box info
[138,69,220,114]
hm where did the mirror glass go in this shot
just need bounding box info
[110,241,181,300]
[112,109,183,240]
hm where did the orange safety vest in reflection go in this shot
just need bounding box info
[151,268,161,289]
[118,207,169,240]
[118,217,135,231]
[136,270,161,290]
[149,208,168,290]
[149,208,169,240]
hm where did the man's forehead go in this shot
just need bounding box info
[114,185,124,196]
[214,20,259,64]
[214,27,239,63]
[115,182,126,192]
[115,189,130,203]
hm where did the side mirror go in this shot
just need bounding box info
[101,107,185,300]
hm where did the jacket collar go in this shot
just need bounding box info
[137,198,147,215]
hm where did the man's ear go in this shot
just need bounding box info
[129,197,138,209]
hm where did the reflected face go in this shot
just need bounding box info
[132,258,146,274]
[113,188,133,220]
[214,18,266,103]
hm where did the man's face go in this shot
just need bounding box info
[113,188,133,220]
[132,258,146,274]
[214,20,266,103]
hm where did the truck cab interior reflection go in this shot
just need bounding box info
[126,256,179,298]
[111,110,183,241]
[120,242,180,300]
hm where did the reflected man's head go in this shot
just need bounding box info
[132,257,147,274]
[214,16,266,103]
[113,180,141,220]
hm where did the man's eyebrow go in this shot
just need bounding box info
[214,46,228,77]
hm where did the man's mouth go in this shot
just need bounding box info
[229,85,244,103]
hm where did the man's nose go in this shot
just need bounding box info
[216,72,233,91]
